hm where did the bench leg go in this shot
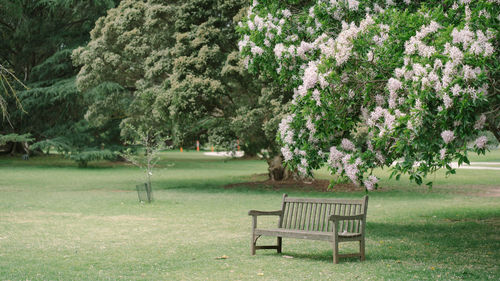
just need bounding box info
[360,239,365,261]
[332,240,339,264]
[277,237,282,253]
[251,233,256,255]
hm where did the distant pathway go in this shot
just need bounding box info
[203,151,244,157]
[450,162,500,170]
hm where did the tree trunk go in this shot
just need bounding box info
[8,141,30,156]
[9,142,16,156]
[267,155,296,181]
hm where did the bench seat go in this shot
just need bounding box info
[254,228,362,241]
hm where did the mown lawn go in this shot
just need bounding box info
[0,151,499,280]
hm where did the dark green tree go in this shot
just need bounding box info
[0,0,118,155]
[73,0,178,143]
[74,0,297,180]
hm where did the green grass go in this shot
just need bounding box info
[0,150,499,280]
[467,148,500,162]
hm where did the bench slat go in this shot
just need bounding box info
[254,228,362,241]
[307,203,314,230]
[287,202,294,228]
[299,202,305,230]
[282,202,289,228]
[285,197,365,204]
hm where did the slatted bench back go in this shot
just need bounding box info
[279,196,368,233]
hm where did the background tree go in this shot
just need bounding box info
[74,0,297,180]
[0,0,119,155]
[73,0,179,148]
[158,0,300,180]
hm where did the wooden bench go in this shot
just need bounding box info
[249,194,368,263]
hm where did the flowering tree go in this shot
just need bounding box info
[238,0,499,189]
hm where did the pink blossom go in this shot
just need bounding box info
[433,59,443,69]
[345,164,359,184]
[452,26,474,48]
[278,115,295,142]
[474,114,486,130]
[394,67,405,78]
[297,165,307,176]
[384,111,396,130]
[418,44,436,58]
[445,45,463,62]
[282,9,291,18]
[475,136,488,149]
[375,95,385,106]
[312,89,321,106]
[347,0,360,11]
[450,84,461,96]
[318,73,329,89]
[341,138,355,151]
[274,43,285,59]
[387,78,402,94]
[306,117,316,134]
[297,41,314,58]
[376,151,385,163]
[251,46,264,55]
[462,65,477,80]
[367,50,374,61]
[348,89,355,98]
[442,93,452,109]
[329,146,344,163]
[302,61,318,90]
[281,146,293,161]
[440,148,446,160]
[441,130,455,144]
[363,175,378,191]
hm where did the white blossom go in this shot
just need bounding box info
[441,130,455,144]
[282,9,291,18]
[347,0,360,11]
[442,93,452,109]
[341,138,355,151]
[440,148,446,160]
[474,136,488,149]
[251,46,264,55]
[274,43,286,59]
[474,114,486,130]
[363,175,378,190]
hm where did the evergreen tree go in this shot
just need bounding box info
[0,0,118,154]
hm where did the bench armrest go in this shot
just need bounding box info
[329,214,365,221]
[248,210,283,216]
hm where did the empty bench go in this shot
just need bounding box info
[248,194,368,263]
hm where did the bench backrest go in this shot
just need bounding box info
[278,194,368,233]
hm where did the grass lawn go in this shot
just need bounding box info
[0,150,499,280]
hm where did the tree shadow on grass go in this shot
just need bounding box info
[255,217,499,264]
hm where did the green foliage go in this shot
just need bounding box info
[0,133,33,146]
[30,137,72,154]
[73,0,273,154]
[73,0,178,145]
[69,149,117,168]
